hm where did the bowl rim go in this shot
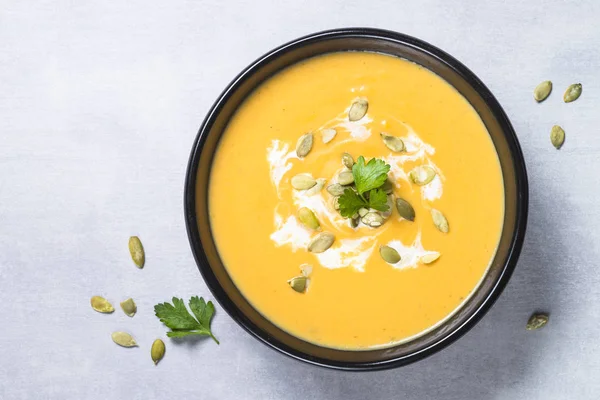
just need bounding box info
[184,27,529,370]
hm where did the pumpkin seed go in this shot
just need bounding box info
[321,128,337,144]
[333,197,340,210]
[348,98,368,121]
[563,83,582,103]
[533,80,552,102]
[380,132,405,152]
[431,208,449,233]
[90,296,114,313]
[550,125,565,149]
[420,252,440,264]
[291,174,316,190]
[362,212,384,227]
[342,153,355,169]
[395,198,415,221]
[128,236,145,268]
[298,207,320,230]
[288,276,308,293]
[358,207,369,217]
[379,246,401,264]
[151,339,166,365]
[409,165,436,186]
[326,183,345,196]
[337,170,354,185]
[306,178,326,196]
[296,132,314,157]
[120,298,137,317]
[526,313,549,330]
[300,264,313,277]
[350,216,359,228]
[382,179,394,194]
[111,331,138,348]
[307,232,335,253]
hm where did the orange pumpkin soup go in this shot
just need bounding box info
[208,51,504,349]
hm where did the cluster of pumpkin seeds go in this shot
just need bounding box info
[90,237,165,365]
[534,81,582,149]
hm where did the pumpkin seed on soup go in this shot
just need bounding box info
[296,132,314,157]
[362,212,384,227]
[298,207,320,230]
[395,198,415,221]
[533,80,552,102]
[91,296,114,313]
[307,232,335,253]
[291,174,316,190]
[321,128,337,144]
[306,178,326,196]
[326,183,345,196]
[379,246,401,264]
[342,152,355,169]
[288,276,309,293]
[381,179,394,194]
[348,98,368,121]
[431,208,449,233]
[563,83,582,103]
[380,132,405,152]
[550,125,565,149]
[420,252,440,264]
[337,170,354,185]
[409,165,436,186]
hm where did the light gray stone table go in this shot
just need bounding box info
[1,1,599,399]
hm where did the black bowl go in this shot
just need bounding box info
[184,28,528,370]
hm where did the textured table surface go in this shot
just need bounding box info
[1,1,599,399]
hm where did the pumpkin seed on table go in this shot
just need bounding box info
[337,171,355,185]
[431,208,449,233]
[409,165,436,186]
[321,128,337,144]
[307,232,335,253]
[120,298,137,317]
[526,313,549,330]
[533,80,552,102]
[362,212,384,227]
[291,174,316,190]
[90,296,114,313]
[379,245,401,264]
[296,132,314,157]
[348,98,368,121]
[111,331,138,348]
[326,183,346,196]
[151,339,166,365]
[395,198,415,221]
[341,152,355,169]
[288,276,309,293]
[298,207,320,230]
[550,125,565,149]
[380,132,405,152]
[306,178,326,196]
[128,236,145,268]
[563,83,582,103]
[420,252,440,264]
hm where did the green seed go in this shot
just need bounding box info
[395,198,415,221]
[111,331,138,348]
[533,80,552,102]
[342,152,355,169]
[296,132,314,157]
[326,183,345,196]
[358,207,369,217]
[348,98,368,121]
[128,236,145,268]
[338,171,354,185]
[350,216,359,228]
[563,83,582,103]
[526,313,549,330]
[151,339,166,365]
[120,298,137,317]
[306,178,326,196]
[382,179,394,194]
[362,212,384,227]
[420,252,440,264]
[550,125,565,149]
[298,207,320,230]
[307,232,335,253]
[409,165,436,186]
[288,276,308,293]
[379,246,401,264]
[380,132,405,152]
[321,128,337,144]
[431,208,449,233]
[291,174,316,190]
[91,296,114,313]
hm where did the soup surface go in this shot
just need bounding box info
[208,51,504,349]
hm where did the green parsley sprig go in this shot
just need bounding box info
[338,156,391,218]
[154,296,219,344]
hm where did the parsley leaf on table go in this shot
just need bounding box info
[352,156,391,195]
[154,296,219,344]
